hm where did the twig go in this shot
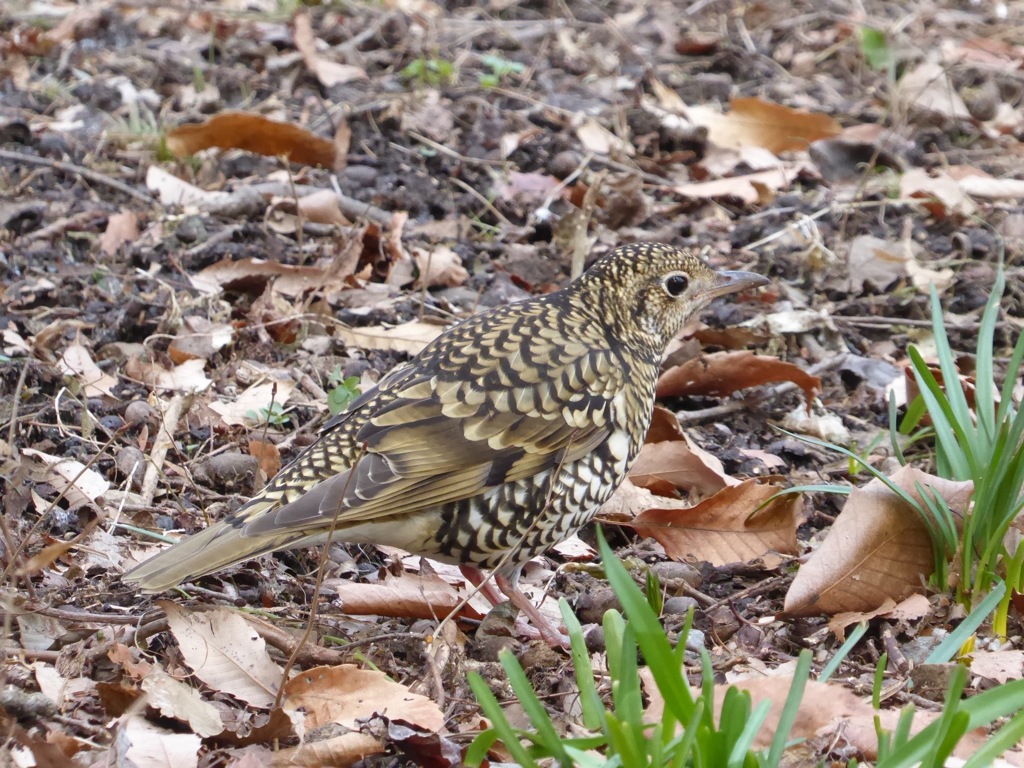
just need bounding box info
[140,395,185,507]
[0,148,156,206]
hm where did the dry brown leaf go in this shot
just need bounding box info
[271,733,384,768]
[574,116,634,156]
[141,668,224,738]
[628,435,734,497]
[192,256,355,298]
[166,111,342,169]
[297,189,349,226]
[411,245,469,289]
[121,715,201,768]
[970,650,1024,685]
[626,479,800,566]
[167,318,234,364]
[900,167,977,219]
[657,350,820,404]
[827,598,898,641]
[248,438,281,478]
[293,11,368,89]
[673,166,803,203]
[334,320,446,356]
[325,570,485,622]
[99,210,140,256]
[896,61,971,123]
[642,668,869,747]
[285,664,444,731]
[784,467,973,616]
[208,380,296,427]
[58,343,118,397]
[125,355,211,393]
[845,233,955,293]
[687,97,841,153]
[22,448,110,504]
[160,602,283,709]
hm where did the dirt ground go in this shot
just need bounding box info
[3,0,1024,765]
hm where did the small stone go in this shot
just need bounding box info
[124,400,157,427]
[548,150,581,180]
[575,586,621,625]
[193,454,259,493]
[115,446,145,489]
[662,596,699,615]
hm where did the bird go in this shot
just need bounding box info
[123,243,768,645]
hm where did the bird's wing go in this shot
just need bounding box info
[242,350,625,538]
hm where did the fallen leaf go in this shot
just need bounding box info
[657,350,820,405]
[625,479,800,566]
[687,97,841,153]
[325,569,485,622]
[334,320,446,355]
[192,256,355,298]
[628,435,735,496]
[58,343,118,397]
[208,380,296,428]
[167,111,343,169]
[160,602,283,709]
[167,317,234,364]
[970,650,1024,685]
[896,61,971,123]
[125,356,211,393]
[121,715,201,768]
[141,668,225,738]
[784,467,973,616]
[293,12,368,89]
[574,116,634,156]
[99,210,140,256]
[673,166,804,204]
[22,448,110,503]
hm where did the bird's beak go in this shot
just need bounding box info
[701,270,769,300]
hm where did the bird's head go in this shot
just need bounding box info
[575,243,768,354]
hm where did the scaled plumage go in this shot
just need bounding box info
[124,243,767,642]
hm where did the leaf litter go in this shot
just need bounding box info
[3,0,1024,764]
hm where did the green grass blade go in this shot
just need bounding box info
[766,650,812,766]
[906,345,974,480]
[973,266,1005,441]
[962,707,1024,767]
[466,672,538,767]
[497,648,571,763]
[820,622,869,683]
[560,598,605,731]
[598,527,695,724]
[727,699,771,768]
[926,580,1006,664]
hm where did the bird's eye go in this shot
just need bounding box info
[664,274,689,297]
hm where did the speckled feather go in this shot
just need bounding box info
[124,244,766,592]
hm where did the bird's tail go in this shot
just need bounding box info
[121,514,295,592]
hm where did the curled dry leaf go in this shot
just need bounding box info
[325,569,486,622]
[657,350,820,405]
[191,256,356,298]
[628,434,735,497]
[166,111,344,170]
[411,245,469,289]
[22,447,110,503]
[619,478,800,566]
[271,663,445,767]
[141,668,224,738]
[784,466,973,616]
